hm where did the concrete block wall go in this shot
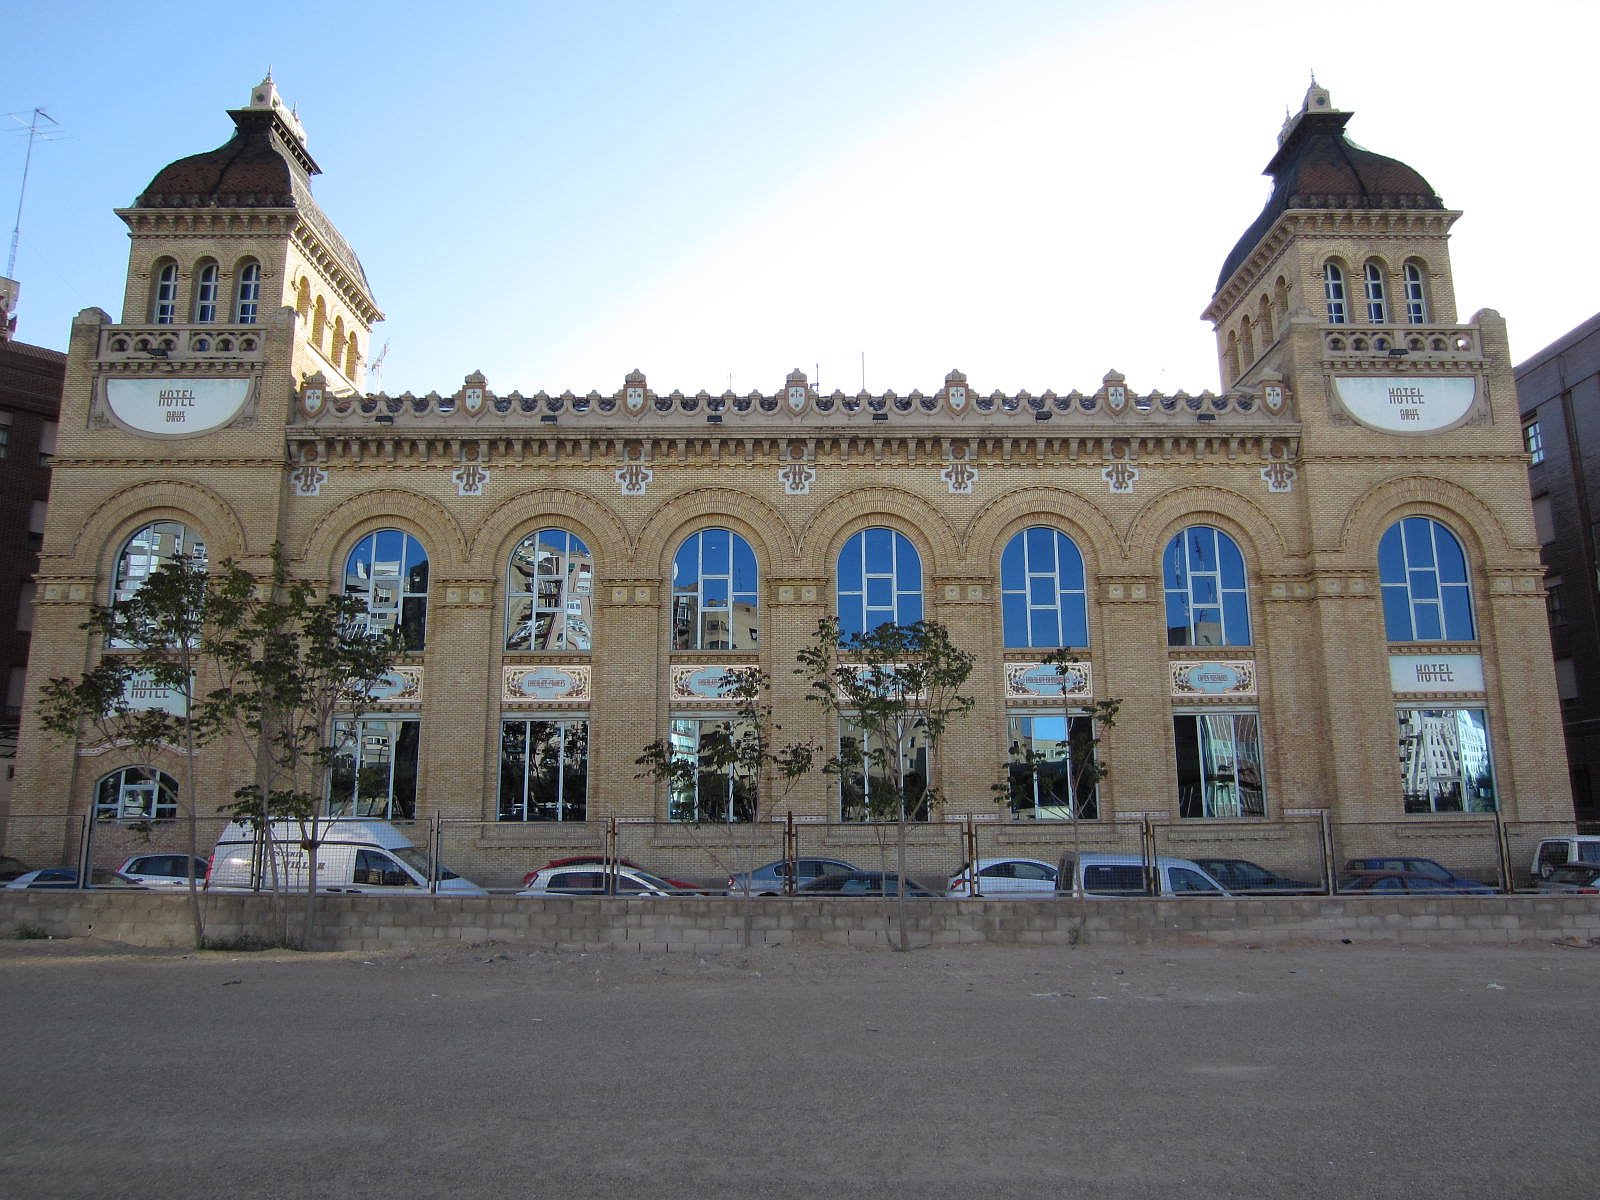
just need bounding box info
[3,893,1597,952]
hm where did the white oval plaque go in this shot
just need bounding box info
[1332,377,1476,434]
[106,379,252,436]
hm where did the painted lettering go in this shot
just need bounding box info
[1414,662,1456,684]
[1387,386,1425,403]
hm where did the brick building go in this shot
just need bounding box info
[1515,313,1600,828]
[0,276,63,814]
[4,76,1574,869]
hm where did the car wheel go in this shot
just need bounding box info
[1540,862,1556,880]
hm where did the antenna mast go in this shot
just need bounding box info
[6,108,62,279]
[366,340,391,392]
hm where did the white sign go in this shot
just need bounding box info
[106,379,252,436]
[124,671,189,716]
[1389,654,1485,694]
[1333,377,1475,433]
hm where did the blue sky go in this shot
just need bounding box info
[5,1,1596,397]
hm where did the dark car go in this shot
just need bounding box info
[726,857,862,896]
[1335,870,1494,896]
[799,871,936,897]
[0,854,30,882]
[1341,857,1496,894]
[521,855,705,891]
[1192,858,1322,895]
[4,867,145,890]
[1535,863,1600,895]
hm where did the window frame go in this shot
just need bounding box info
[1378,516,1476,643]
[1396,706,1496,814]
[1163,525,1252,648]
[1403,262,1428,324]
[1364,262,1388,323]
[344,529,430,652]
[665,714,757,823]
[498,715,589,822]
[151,261,179,325]
[193,261,220,323]
[836,527,923,636]
[1003,711,1100,820]
[837,716,931,823]
[1323,262,1347,325]
[1000,526,1089,650]
[1173,710,1266,819]
[672,528,759,651]
[95,765,179,821]
[328,715,420,821]
[235,260,262,324]
[1524,420,1545,466]
[505,528,593,652]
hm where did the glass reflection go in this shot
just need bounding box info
[1396,707,1495,813]
[114,521,207,605]
[1164,526,1250,647]
[328,717,419,819]
[837,719,930,822]
[1000,527,1088,649]
[666,717,756,822]
[95,766,179,820]
[499,718,588,821]
[1004,713,1099,819]
[1378,518,1476,642]
[345,530,429,651]
[672,529,758,650]
[837,528,922,635]
[506,529,593,651]
[1174,712,1265,818]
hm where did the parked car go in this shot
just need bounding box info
[1340,857,1495,894]
[118,853,209,888]
[1191,857,1321,895]
[518,865,684,897]
[726,857,861,896]
[1534,863,1600,895]
[1057,852,1232,898]
[799,871,936,897]
[5,867,145,890]
[1336,869,1495,896]
[209,819,487,894]
[522,856,706,891]
[945,857,1058,898]
[1530,835,1600,880]
[0,854,30,882]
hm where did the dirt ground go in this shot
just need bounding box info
[2,935,1597,1199]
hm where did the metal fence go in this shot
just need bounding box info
[1,809,1589,896]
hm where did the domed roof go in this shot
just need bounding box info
[1216,85,1443,291]
[131,76,372,294]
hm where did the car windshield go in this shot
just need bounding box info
[390,845,458,881]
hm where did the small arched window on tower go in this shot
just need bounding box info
[312,297,327,351]
[1403,262,1429,324]
[1238,316,1255,369]
[331,316,346,370]
[151,260,179,325]
[193,261,220,323]
[1225,332,1240,386]
[1364,262,1389,324]
[1323,262,1347,325]
[235,260,262,324]
[345,332,361,378]
[295,278,311,321]
[1256,295,1273,346]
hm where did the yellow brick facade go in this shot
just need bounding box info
[3,78,1573,865]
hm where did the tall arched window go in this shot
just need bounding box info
[1379,516,1475,641]
[1163,526,1250,647]
[1403,262,1428,324]
[1323,262,1347,325]
[1000,527,1088,649]
[193,261,220,323]
[312,297,327,350]
[673,528,758,650]
[345,332,360,377]
[345,529,429,651]
[837,527,922,635]
[95,766,179,821]
[113,520,206,605]
[506,528,593,651]
[1364,261,1389,323]
[1239,316,1255,367]
[235,260,262,323]
[294,278,311,321]
[151,261,179,324]
[331,316,346,368]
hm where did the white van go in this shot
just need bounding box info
[208,819,486,895]
[1056,852,1232,898]
[1531,835,1600,880]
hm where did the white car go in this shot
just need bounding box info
[946,857,1059,898]
[518,865,682,897]
[118,853,209,888]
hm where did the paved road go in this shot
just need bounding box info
[2,936,1595,1199]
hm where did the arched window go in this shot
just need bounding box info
[1256,294,1273,344]
[294,278,311,321]
[1379,517,1475,641]
[331,316,346,368]
[312,297,327,350]
[1239,316,1255,367]
[1364,261,1389,323]
[1323,262,1347,325]
[1163,526,1250,647]
[673,528,758,650]
[1225,332,1240,386]
[345,529,429,651]
[345,332,360,378]
[151,261,179,324]
[506,528,592,651]
[193,261,220,323]
[113,520,206,605]
[837,527,922,635]
[235,260,262,323]
[95,766,178,821]
[1000,526,1087,649]
[1403,262,1428,324]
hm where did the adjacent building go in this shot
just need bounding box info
[1516,312,1600,828]
[5,76,1574,871]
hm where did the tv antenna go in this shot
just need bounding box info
[6,108,64,279]
[366,339,391,391]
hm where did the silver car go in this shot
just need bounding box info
[725,857,861,896]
